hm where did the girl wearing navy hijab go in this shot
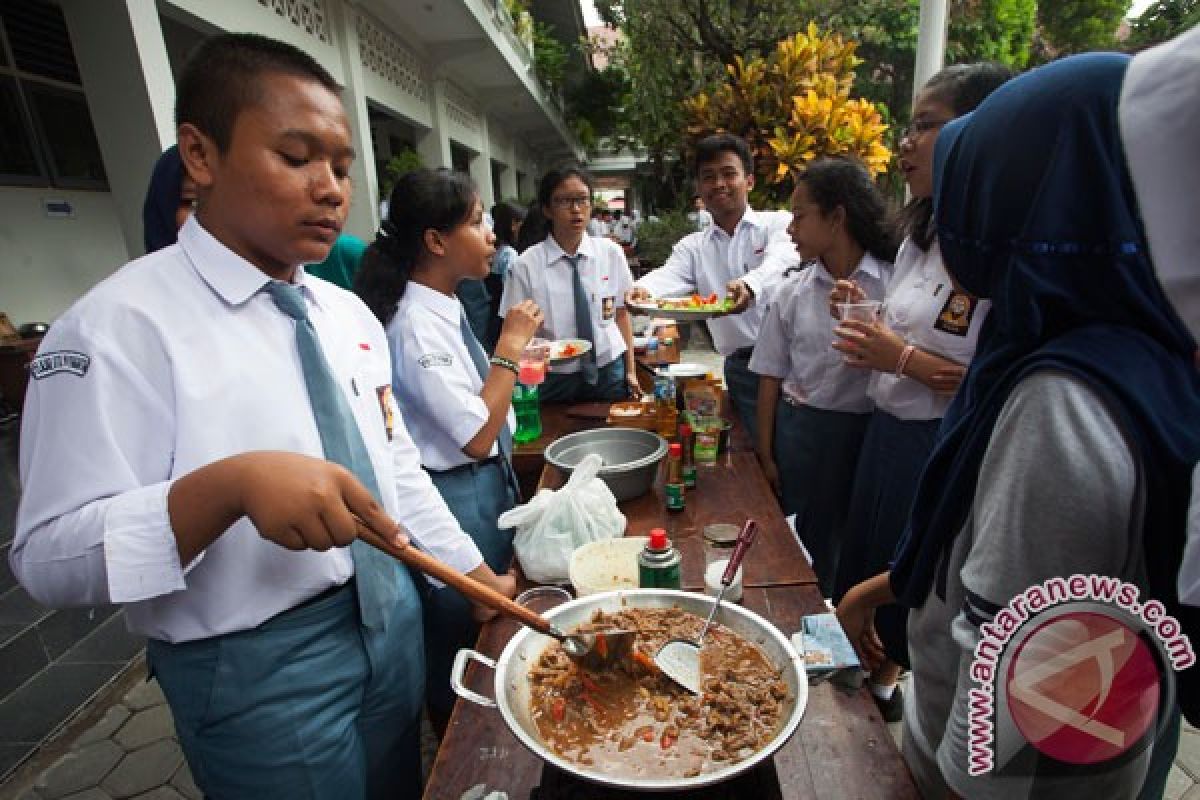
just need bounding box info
[837,53,1200,798]
[141,145,197,253]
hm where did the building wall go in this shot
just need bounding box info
[0,188,128,326]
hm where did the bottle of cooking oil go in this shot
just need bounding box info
[654,369,677,439]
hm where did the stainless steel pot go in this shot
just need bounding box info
[544,428,667,502]
[450,588,808,792]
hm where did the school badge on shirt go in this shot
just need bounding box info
[375,385,396,441]
[934,291,978,337]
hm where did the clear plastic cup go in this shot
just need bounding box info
[838,301,883,323]
[518,338,550,386]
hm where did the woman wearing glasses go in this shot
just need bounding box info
[829,63,1012,722]
[500,164,640,403]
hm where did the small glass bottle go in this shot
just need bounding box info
[679,424,697,489]
[638,528,682,589]
[664,442,685,511]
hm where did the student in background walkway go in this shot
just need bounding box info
[830,62,1011,723]
[628,134,800,439]
[142,145,196,253]
[750,157,895,597]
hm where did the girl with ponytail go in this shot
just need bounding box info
[355,168,543,734]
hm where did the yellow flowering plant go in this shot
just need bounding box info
[684,22,892,206]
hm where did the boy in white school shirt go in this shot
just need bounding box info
[628,134,800,438]
[11,33,513,800]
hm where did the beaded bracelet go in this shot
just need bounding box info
[489,355,519,376]
[895,345,916,378]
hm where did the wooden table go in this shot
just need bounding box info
[423,583,917,799]
[424,402,917,798]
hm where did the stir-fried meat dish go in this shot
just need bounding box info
[529,607,789,780]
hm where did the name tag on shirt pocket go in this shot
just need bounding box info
[601,296,616,321]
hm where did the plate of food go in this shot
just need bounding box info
[628,293,738,320]
[549,338,592,364]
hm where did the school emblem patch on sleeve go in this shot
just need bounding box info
[29,351,90,379]
[934,291,978,337]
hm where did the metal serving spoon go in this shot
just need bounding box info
[354,518,633,670]
[655,519,759,693]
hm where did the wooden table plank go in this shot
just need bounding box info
[421,583,915,799]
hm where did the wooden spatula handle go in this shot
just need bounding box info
[353,519,554,636]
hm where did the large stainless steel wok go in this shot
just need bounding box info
[450,588,808,792]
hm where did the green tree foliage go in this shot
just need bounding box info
[565,65,632,149]
[1038,0,1131,53]
[532,21,568,91]
[1126,0,1200,49]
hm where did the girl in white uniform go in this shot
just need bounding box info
[500,164,640,404]
[750,158,895,596]
[829,63,1011,722]
[355,168,543,733]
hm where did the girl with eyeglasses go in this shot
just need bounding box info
[500,164,640,403]
[829,63,1012,723]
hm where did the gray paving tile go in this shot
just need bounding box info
[0,626,51,700]
[0,662,124,744]
[0,586,48,626]
[35,740,123,800]
[0,621,23,646]
[168,762,199,800]
[129,788,184,800]
[0,741,37,780]
[60,615,143,665]
[1168,764,1195,800]
[75,706,132,749]
[59,790,113,800]
[113,706,175,752]
[1184,784,1200,800]
[122,681,165,713]
[1177,727,1200,780]
[101,740,182,799]
[37,607,119,661]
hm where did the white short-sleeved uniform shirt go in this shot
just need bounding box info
[750,255,891,412]
[869,238,991,420]
[635,208,800,355]
[10,217,484,644]
[499,233,633,373]
[387,282,515,471]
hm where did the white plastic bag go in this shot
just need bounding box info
[498,454,626,584]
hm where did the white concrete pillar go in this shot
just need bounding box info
[470,115,494,208]
[498,161,519,202]
[417,77,453,169]
[327,0,379,239]
[914,0,949,100]
[60,0,175,257]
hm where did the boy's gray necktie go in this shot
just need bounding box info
[564,253,598,384]
[266,280,396,630]
[459,310,521,500]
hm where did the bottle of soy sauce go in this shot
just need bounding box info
[638,528,682,589]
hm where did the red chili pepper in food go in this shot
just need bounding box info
[581,692,605,712]
[660,729,677,749]
[595,634,608,659]
[550,697,566,721]
[580,673,601,693]
[638,725,655,742]
[706,292,718,305]
[632,650,658,673]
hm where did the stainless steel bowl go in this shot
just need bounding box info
[451,589,807,792]
[544,428,667,501]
